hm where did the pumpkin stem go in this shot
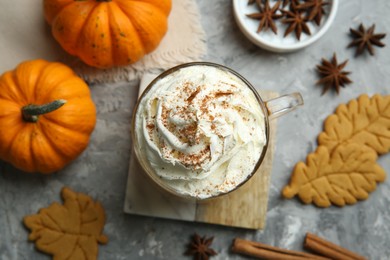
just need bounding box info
[22,100,67,123]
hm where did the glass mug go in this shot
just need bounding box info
[131,62,303,201]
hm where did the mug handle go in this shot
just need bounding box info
[264,92,304,119]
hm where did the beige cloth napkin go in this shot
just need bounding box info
[0,0,206,83]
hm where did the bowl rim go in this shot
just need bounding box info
[233,0,339,52]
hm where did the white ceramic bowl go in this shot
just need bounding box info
[233,0,338,52]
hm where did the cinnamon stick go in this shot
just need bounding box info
[231,238,331,260]
[304,233,367,260]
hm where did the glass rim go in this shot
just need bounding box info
[131,61,270,200]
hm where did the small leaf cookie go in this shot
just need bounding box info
[282,143,386,207]
[24,187,108,260]
[318,94,390,155]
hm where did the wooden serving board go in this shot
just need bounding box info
[124,73,278,230]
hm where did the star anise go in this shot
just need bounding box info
[316,53,352,95]
[184,233,217,260]
[282,9,311,40]
[348,23,386,56]
[246,0,283,34]
[295,0,329,25]
[279,0,301,8]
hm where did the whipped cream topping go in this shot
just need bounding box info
[135,65,266,199]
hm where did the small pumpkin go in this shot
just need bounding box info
[43,0,172,68]
[0,60,96,174]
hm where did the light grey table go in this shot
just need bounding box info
[1,0,389,259]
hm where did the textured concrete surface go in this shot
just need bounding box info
[1,0,390,259]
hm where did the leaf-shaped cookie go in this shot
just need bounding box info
[318,94,390,155]
[24,187,108,260]
[282,143,386,207]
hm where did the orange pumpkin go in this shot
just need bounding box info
[43,0,172,68]
[0,60,96,174]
